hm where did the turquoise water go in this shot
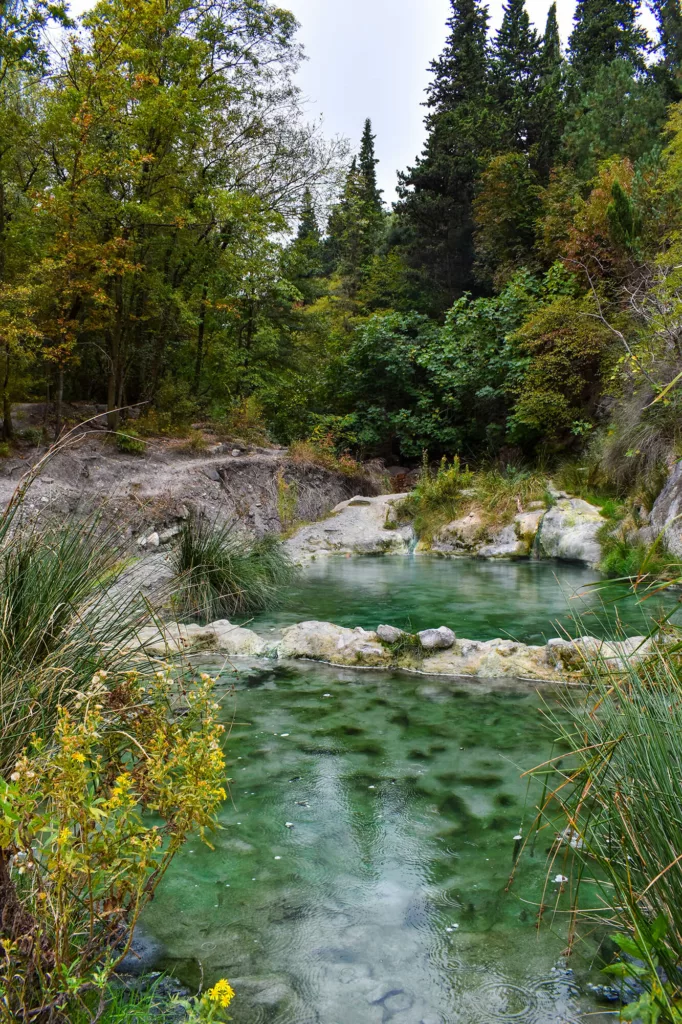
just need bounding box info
[142,662,611,1023]
[250,555,681,642]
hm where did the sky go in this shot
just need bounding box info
[67,0,658,204]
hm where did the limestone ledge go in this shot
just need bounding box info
[135,618,654,682]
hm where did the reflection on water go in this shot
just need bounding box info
[249,555,681,643]
[142,662,611,1023]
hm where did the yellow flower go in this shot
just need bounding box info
[206,979,235,1008]
[72,752,86,763]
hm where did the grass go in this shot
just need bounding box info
[528,635,682,1021]
[170,514,297,622]
[398,456,548,543]
[69,982,173,1023]
[0,510,156,776]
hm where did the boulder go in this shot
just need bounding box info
[376,624,405,644]
[277,620,391,667]
[284,494,414,561]
[418,626,455,650]
[431,510,487,554]
[135,620,266,657]
[650,461,682,558]
[536,498,604,566]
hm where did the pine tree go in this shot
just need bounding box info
[493,0,541,151]
[533,2,566,178]
[395,0,500,309]
[568,0,649,86]
[358,118,383,215]
[297,188,321,242]
[649,0,682,98]
[426,0,490,111]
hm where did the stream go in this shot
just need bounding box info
[140,557,661,1022]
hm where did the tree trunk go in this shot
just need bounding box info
[2,343,13,441]
[55,365,64,439]
[193,282,208,394]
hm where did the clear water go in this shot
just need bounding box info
[142,662,611,1023]
[249,555,681,643]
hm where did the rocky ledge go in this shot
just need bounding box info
[134,618,653,682]
[284,491,607,567]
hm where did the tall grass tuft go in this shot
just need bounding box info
[171,515,297,622]
[532,640,682,1020]
[0,512,156,777]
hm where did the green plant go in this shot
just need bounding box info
[0,666,226,1023]
[529,638,682,1022]
[70,983,170,1023]
[0,513,156,776]
[175,978,235,1022]
[0,443,9,458]
[115,428,146,454]
[398,453,474,542]
[170,515,297,622]
[276,470,298,529]
[179,429,209,453]
[288,426,361,476]
[380,631,425,660]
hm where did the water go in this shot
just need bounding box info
[250,555,681,643]
[142,662,611,1023]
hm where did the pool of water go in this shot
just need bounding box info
[250,555,680,643]
[142,662,610,1023]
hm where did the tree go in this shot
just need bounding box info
[358,118,383,217]
[492,0,541,152]
[533,3,566,179]
[395,0,500,310]
[473,152,542,286]
[568,0,649,86]
[649,0,682,98]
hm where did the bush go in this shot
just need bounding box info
[115,427,146,454]
[0,666,226,1023]
[171,516,297,622]
[288,426,361,476]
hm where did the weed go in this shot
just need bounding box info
[277,470,299,529]
[289,426,361,476]
[115,427,146,454]
[179,428,209,453]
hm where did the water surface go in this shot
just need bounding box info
[250,555,680,643]
[143,662,610,1023]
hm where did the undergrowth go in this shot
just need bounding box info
[289,426,361,476]
[171,515,297,621]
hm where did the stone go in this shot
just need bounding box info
[417,626,455,650]
[158,525,180,544]
[231,449,241,457]
[431,511,486,554]
[376,624,405,644]
[284,493,413,561]
[135,620,266,657]
[146,531,160,548]
[536,498,604,566]
[277,620,391,668]
[650,460,682,558]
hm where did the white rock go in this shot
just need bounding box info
[536,498,604,566]
[376,624,404,644]
[146,531,160,548]
[284,493,413,561]
[418,626,456,650]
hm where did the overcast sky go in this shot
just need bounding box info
[68,0,658,203]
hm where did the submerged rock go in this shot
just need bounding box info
[284,493,414,561]
[536,498,604,566]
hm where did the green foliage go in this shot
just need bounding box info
[530,639,682,1022]
[170,516,297,622]
[568,0,649,86]
[276,471,299,529]
[115,427,146,454]
[0,667,226,1023]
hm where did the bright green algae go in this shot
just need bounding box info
[249,555,681,642]
[142,662,611,1023]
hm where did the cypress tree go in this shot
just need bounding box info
[568,0,649,86]
[493,0,542,151]
[649,0,682,98]
[533,2,566,178]
[358,118,383,215]
[395,0,499,309]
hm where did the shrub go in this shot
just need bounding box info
[0,666,226,1023]
[276,470,299,529]
[221,396,270,445]
[115,427,146,454]
[170,516,297,622]
[398,454,474,541]
[288,426,361,476]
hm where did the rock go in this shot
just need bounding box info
[417,626,455,650]
[284,493,413,561]
[146,531,160,548]
[135,620,266,657]
[536,498,604,565]
[158,525,180,544]
[376,624,405,644]
[431,510,486,553]
[277,620,391,667]
[231,449,241,457]
[650,461,682,558]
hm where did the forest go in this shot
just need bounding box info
[2,0,682,497]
